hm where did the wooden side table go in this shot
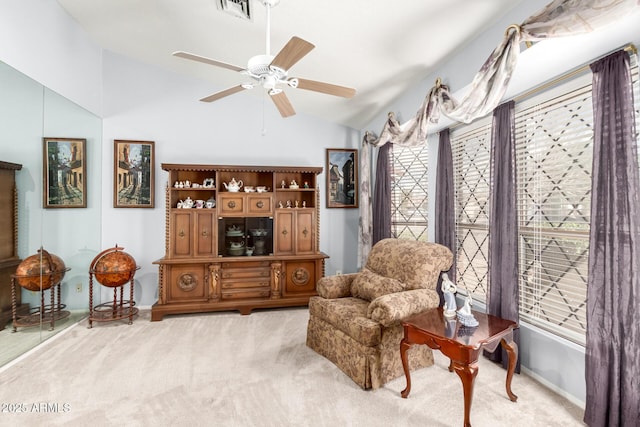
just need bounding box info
[400,308,518,427]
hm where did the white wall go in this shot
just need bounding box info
[0,0,102,116]
[100,51,360,306]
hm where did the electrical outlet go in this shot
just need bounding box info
[336,270,342,276]
[76,283,82,293]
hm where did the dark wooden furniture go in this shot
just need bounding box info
[0,161,28,330]
[152,164,328,321]
[400,308,518,427]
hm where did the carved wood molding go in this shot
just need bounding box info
[209,263,220,301]
[270,262,282,299]
[177,273,198,292]
[290,266,310,286]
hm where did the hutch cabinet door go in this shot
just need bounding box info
[171,211,193,257]
[167,264,208,302]
[282,260,317,295]
[275,211,294,254]
[195,211,215,257]
[295,210,315,254]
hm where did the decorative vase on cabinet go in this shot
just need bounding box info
[152,164,328,321]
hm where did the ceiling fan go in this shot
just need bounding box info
[173,0,356,118]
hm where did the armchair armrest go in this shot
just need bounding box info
[367,288,440,327]
[316,273,358,299]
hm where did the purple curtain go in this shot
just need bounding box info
[435,129,456,305]
[485,100,520,372]
[372,142,391,245]
[584,50,640,427]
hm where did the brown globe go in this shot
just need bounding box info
[90,246,138,288]
[13,249,68,292]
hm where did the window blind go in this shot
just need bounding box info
[390,143,429,241]
[451,119,491,300]
[514,72,594,344]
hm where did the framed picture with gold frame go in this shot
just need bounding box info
[43,137,87,208]
[326,148,358,208]
[113,140,155,208]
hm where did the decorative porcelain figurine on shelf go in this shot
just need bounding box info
[456,294,479,327]
[182,197,194,209]
[441,273,457,319]
[289,180,299,189]
[281,180,286,188]
[223,178,243,192]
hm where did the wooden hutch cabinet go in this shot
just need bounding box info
[152,164,328,321]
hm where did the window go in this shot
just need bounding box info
[515,73,594,344]
[450,59,639,344]
[451,120,491,300]
[390,143,429,241]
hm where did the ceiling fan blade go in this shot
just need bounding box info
[173,51,245,72]
[270,36,315,71]
[200,85,247,102]
[295,78,356,98]
[270,91,296,118]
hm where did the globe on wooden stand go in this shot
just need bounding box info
[88,245,139,328]
[11,247,71,332]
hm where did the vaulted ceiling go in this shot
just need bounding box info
[57,0,526,129]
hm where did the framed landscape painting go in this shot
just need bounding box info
[43,137,87,208]
[114,140,155,208]
[326,148,358,208]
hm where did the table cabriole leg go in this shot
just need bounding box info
[500,338,519,402]
[400,338,412,398]
[452,361,478,427]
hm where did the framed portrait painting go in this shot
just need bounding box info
[326,148,358,208]
[113,140,155,208]
[43,137,87,208]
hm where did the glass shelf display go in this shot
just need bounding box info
[217,217,273,257]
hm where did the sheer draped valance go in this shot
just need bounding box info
[358,0,638,265]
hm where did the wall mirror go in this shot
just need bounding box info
[0,60,102,368]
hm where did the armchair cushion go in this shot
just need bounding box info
[367,288,440,327]
[350,268,405,301]
[308,296,382,347]
[365,238,453,291]
[316,273,357,299]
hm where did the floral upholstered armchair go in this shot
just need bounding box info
[306,238,453,389]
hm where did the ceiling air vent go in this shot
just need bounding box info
[216,0,252,21]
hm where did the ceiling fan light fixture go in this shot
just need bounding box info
[262,75,277,90]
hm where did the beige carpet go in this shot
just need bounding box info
[0,308,584,426]
[0,310,88,368]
